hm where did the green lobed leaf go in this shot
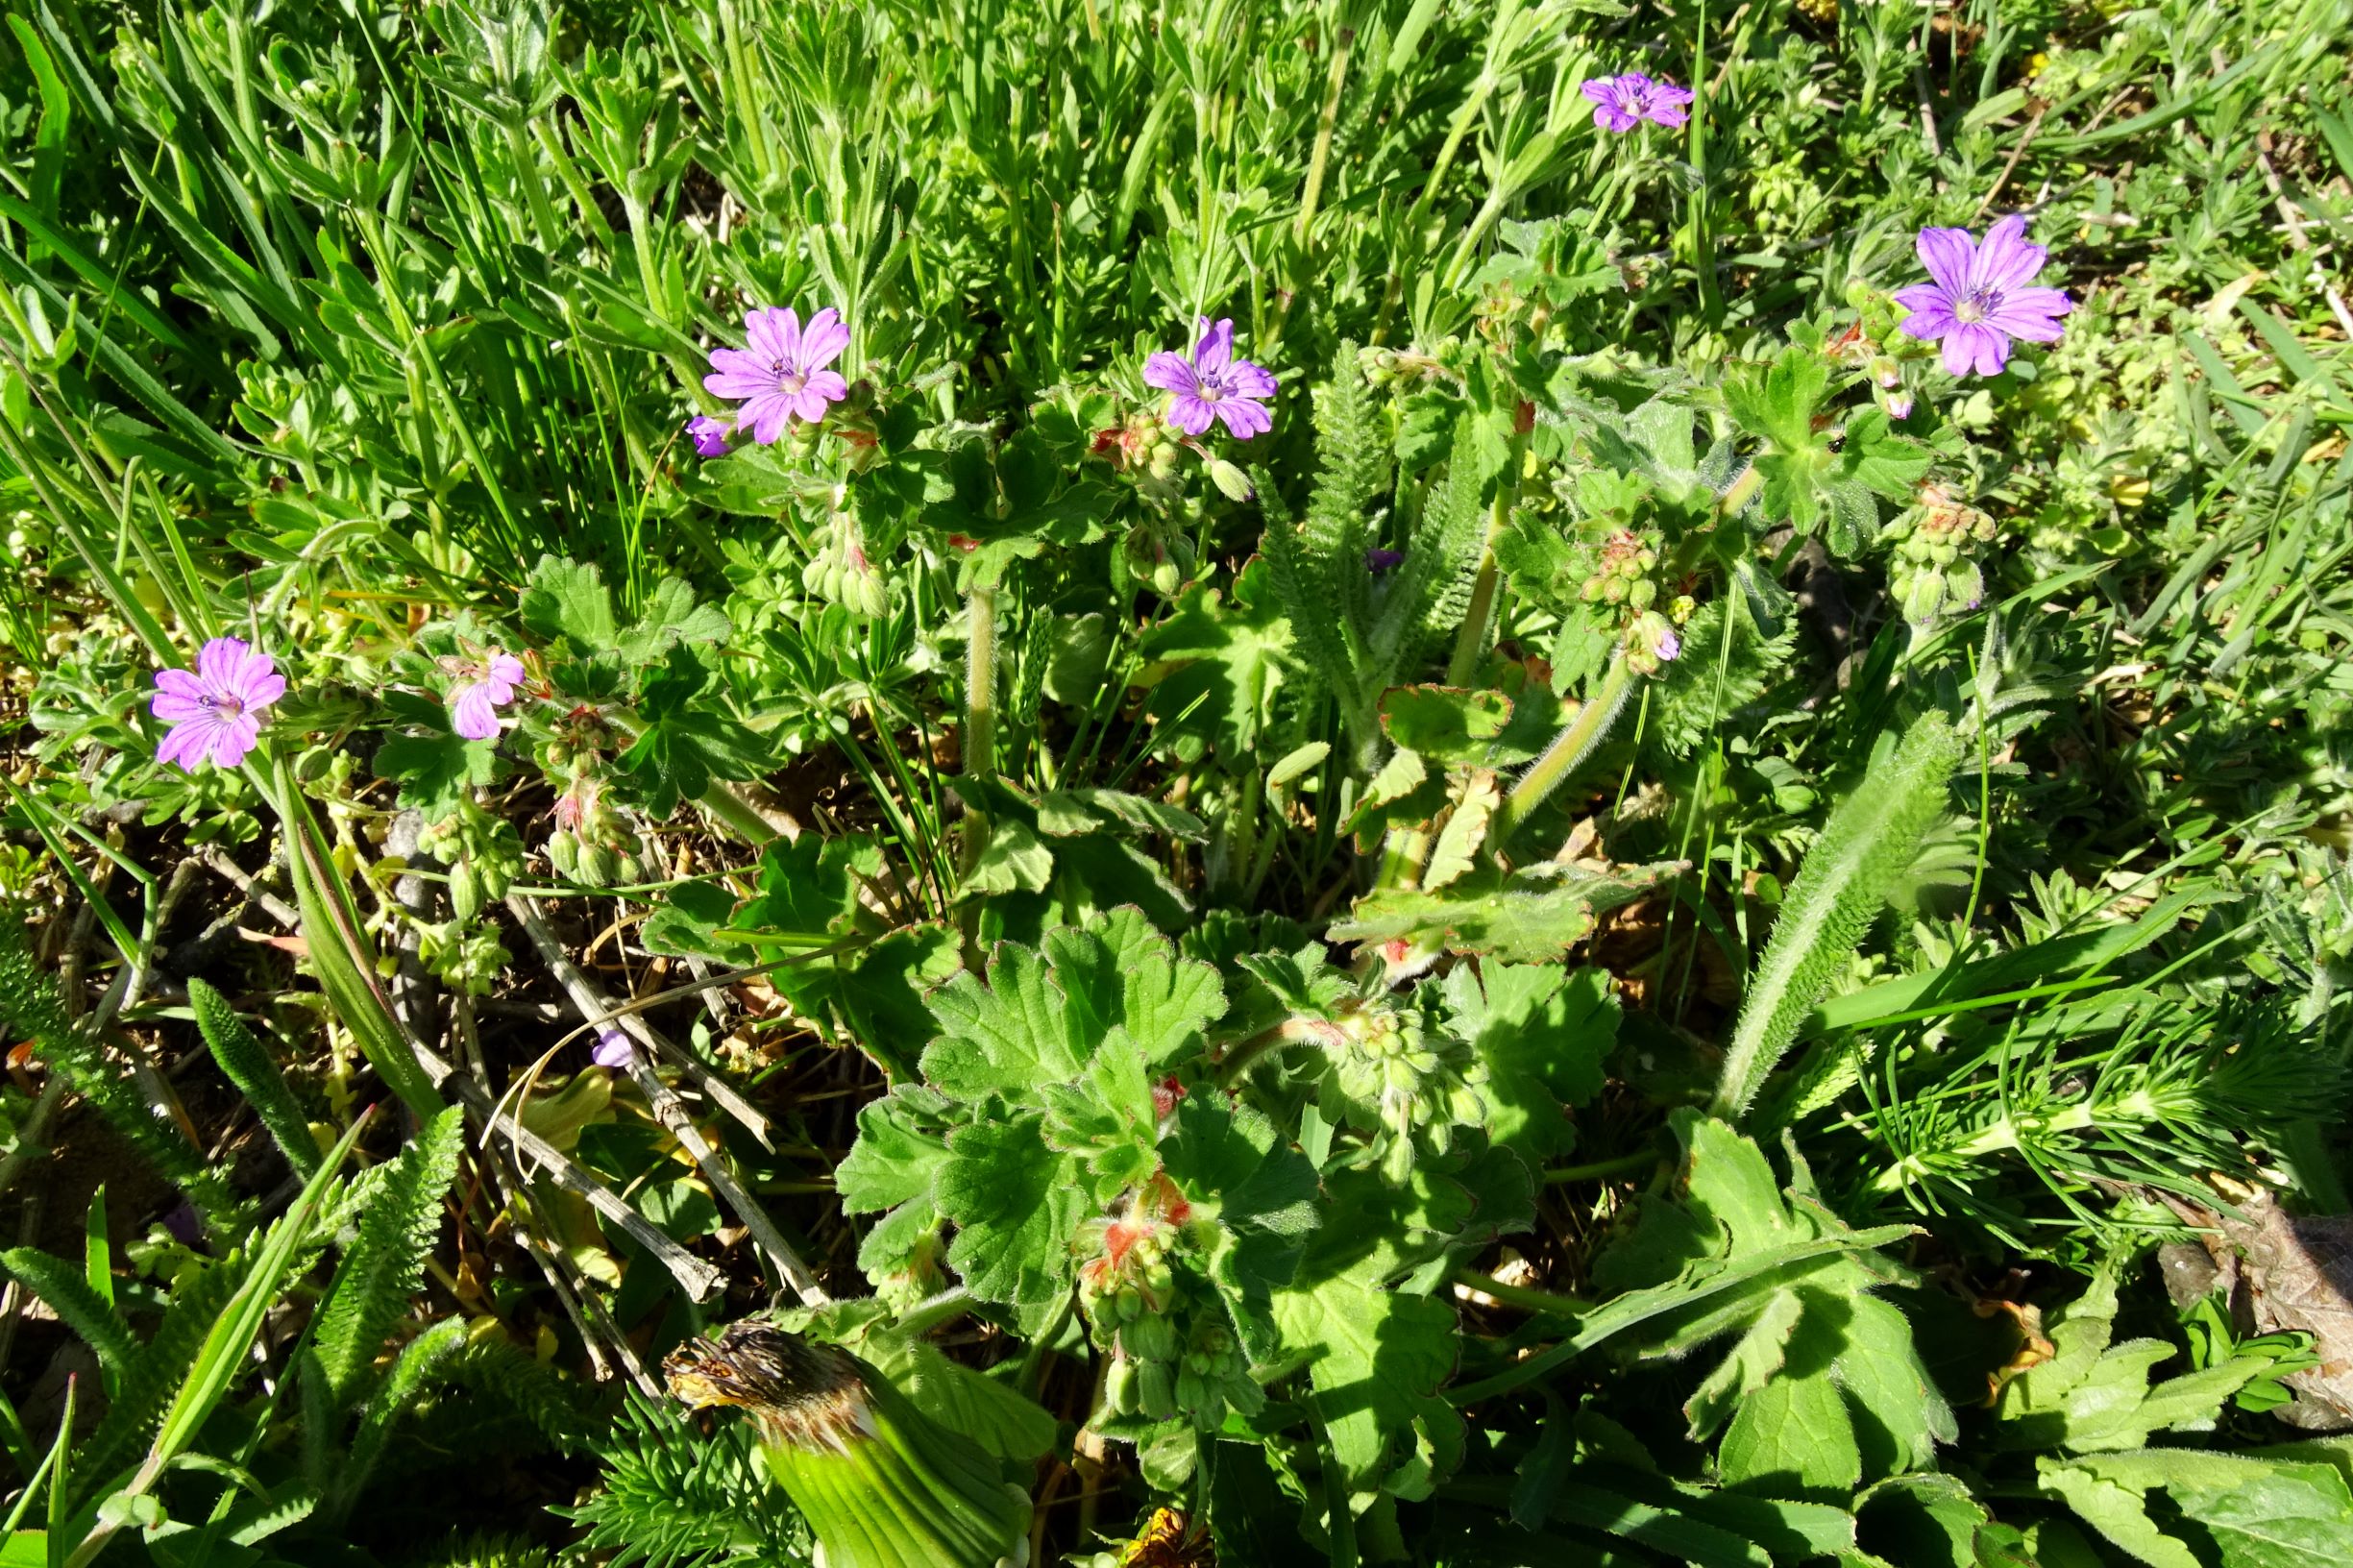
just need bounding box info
[935,1112,1089,1317]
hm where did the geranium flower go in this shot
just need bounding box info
[1894,214,2072,379]
[151,636,283,771]
[684,415,732,457]
[702,306,850,443]
[448,649,526,741]
[1143,317,1277,439]
[1581,73,1695,133]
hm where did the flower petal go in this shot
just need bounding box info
[1985,299,2068,342]
[452,685,500,741]
[154,668,203,701]
[1942,322,2011,379]
[157,719,209,771]
[1593,103,1639,133]
[1988,285,2071,326]
[1165,395,1216,436]
[705,369,777,400]
[748,395,793,446]
[770,306,803,365]
[1191,318,1235,375]
[1213,397,1271,440]
[197,636,250,689]
[802,370,848,404]
[788,389,834,424]
[490,652,527,686]
[1580,78,1621,106]
[1914,227,1976,296]
[1895,302,1956,342]
[1142,352,1198,394]
[706,346,770,379]
[151,691,209,724]
[1225,359,1278,400]
[1971,214,2047,293]
[797,308,849,371]
[240,672,286,711]
[208,715,260,769]
[232,648,281,702]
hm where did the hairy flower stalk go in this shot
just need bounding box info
[666,1322,1033,1568]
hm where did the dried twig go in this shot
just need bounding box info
[1975,104,2049,219]
[196,845,301,930]
[2254,132,2353,339]
[453,997,655,1394]
[508,894,827,1305]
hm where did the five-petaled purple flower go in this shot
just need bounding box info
[1144,318,1277,439]
[1894,214,2072,379]
[449,649,526,742]
[684,415,731,458]
[1581,73,1695,134]
[1365,547,1406,576]
[702,306,850,444]
[151,636,284,772]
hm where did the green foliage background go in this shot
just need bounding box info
[0,0,2351,1565]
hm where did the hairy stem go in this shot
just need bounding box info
[1294,26,1355,253]
[960,580,1000,877]
[1491,656,1636,845]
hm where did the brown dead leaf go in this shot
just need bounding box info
[1974,1297,2057,1407]
[2159,1178,2353,1431]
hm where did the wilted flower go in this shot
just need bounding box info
[592,1025,635,1070]
[151,636,284,771]
[1893,214,2072,379]
[448,649,525,742]
[1581,73,1695,133]
[1143,317,1277,439]
[702,306,850,443]
[684,414,731,457]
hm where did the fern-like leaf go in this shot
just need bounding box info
[1302,350,1385,558]
[1646,575,1800,760]
[438,1335,593,1456]
[332,1315,469,1522]
[1373,412,1489,682]
[558,1389,813,1568]
[1255,467,1360,712]
[1709,711,1963,1121]
[189,977,322,1179]
[310,1106,463,1409]
[71,1252,243,1505]
[0,916,231,1218]
[0,1247,134,1376]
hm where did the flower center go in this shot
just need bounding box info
[1952,287,2002,324]
[774,363,807,395]
[1197,371,1229,400]
[208,695,245,721]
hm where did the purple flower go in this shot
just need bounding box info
[1581,73,1696,133]
[592,1026,635,1069]
[449,649,526,742]
[1143,318,1277,439]
[1365,547,1406,576]
[1893,214,2072,379]
[702,306,850,444]
[151,636,284,771]
[685,415,732,457]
